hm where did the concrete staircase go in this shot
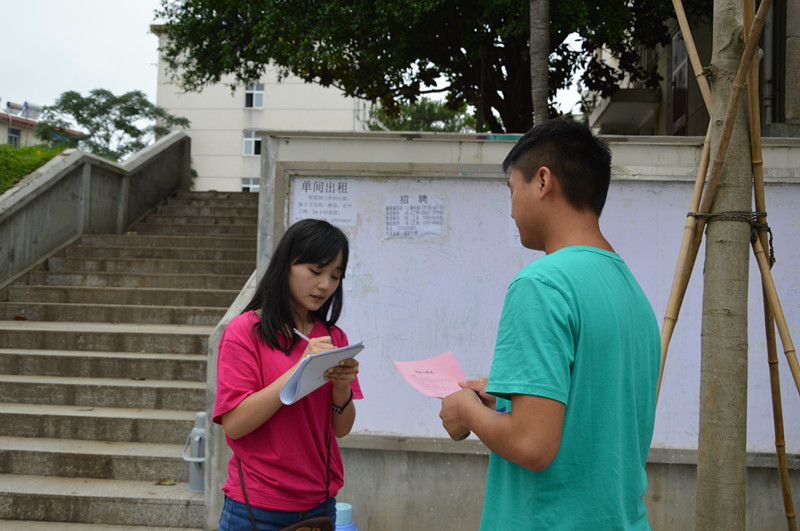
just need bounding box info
[0,191,258,529]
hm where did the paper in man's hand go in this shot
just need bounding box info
[392,351,467,398]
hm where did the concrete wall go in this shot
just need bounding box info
[204,131,800,530]
[337,441,800,530]
[0,131,191,287]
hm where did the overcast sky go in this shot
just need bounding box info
[2,0,163,109]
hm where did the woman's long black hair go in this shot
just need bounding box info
[243,219,349,354]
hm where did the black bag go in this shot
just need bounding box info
[238,424,334,531]
[272,516,333,531]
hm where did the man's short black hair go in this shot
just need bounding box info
[502,118,612,217]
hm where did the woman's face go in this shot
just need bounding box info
[288,251,344,321]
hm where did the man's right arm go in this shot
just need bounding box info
[444,390,565,472]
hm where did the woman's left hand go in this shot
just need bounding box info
[328,359,358,436]
[324,358,359,389]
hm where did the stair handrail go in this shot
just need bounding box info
[0,131,192,286]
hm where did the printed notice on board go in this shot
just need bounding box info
[384,194,445,239]
[291,177,357,226]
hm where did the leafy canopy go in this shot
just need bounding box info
[368,97,476,132]
[156,0,710,133]
[35,89,190,162]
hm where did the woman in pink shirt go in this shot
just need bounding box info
[215,219,362,530]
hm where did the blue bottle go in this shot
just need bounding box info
[335,502,358,531]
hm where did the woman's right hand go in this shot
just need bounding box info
[300,335,336,358]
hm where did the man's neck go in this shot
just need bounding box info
[543,210,614,255]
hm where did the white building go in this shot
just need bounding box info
[1,101,45,148]
[152,29,372,192]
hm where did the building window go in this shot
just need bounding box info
[671,32,689,136]
[243,130,262,156]
[8,128,21,148]
[242,178,259,192]
[245,84,264,108]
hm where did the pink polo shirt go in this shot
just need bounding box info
[213,310,363,511]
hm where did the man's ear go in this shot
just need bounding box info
[538,166,555,199]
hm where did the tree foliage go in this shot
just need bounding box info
[368,97,476,132]
[35,89,190,161]
[156,0,710,133]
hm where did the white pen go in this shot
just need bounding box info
[292,328,312,342]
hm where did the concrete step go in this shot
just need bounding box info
[0,190,247,528]
[24,270,251,290]
[0,301,225,325]
[169,193,258,207]
[6,285,238,307]
[174,189,257,199]
[81,233,255,250]
[0,474,204,527]
[0,375,205,410]
[0,403,195,444]
[0,349,205,381]
[64,244,256,262]
[46,257,253,275]
[0,321,211,353]
[143,213,258,225]
[129,222,257,236]
[156,203,259,217]
[0,436,189,482]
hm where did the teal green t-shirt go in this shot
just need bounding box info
[482,247,660,530]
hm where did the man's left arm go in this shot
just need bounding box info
[440,389,565,472]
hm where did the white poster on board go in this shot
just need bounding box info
[290,177,358,226]
[384,194,445,239]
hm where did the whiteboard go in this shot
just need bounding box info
[289,175,540,436]
[283,170,800,453]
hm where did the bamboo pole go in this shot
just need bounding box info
[759,278,797,531]
[658,0,771,395]
[744,0,797,525]
[658,0,715,398]
[671,0,713,110]
[659,0,772,388]
[695,0,770,217]
[658,126,711,397]
[752,238,800,398]
[662,0,794,526]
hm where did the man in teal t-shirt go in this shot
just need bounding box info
[440,118,660,530]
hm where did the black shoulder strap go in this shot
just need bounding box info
[237,418,333,530]
[238,457,259,531]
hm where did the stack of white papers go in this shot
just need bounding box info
[280,341,365,405]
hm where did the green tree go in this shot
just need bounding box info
[368,97,476,132]
[529,0,550,125]
[696,0,753,527]
[155,0,710,133]
[35,89,190,162]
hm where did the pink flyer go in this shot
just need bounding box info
[392,351,467,398]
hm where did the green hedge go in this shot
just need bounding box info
[0,144,66,196]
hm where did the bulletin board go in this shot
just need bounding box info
[288,174,542,436]
[263,132,800,452]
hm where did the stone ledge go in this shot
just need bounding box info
[340,433,800,470]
